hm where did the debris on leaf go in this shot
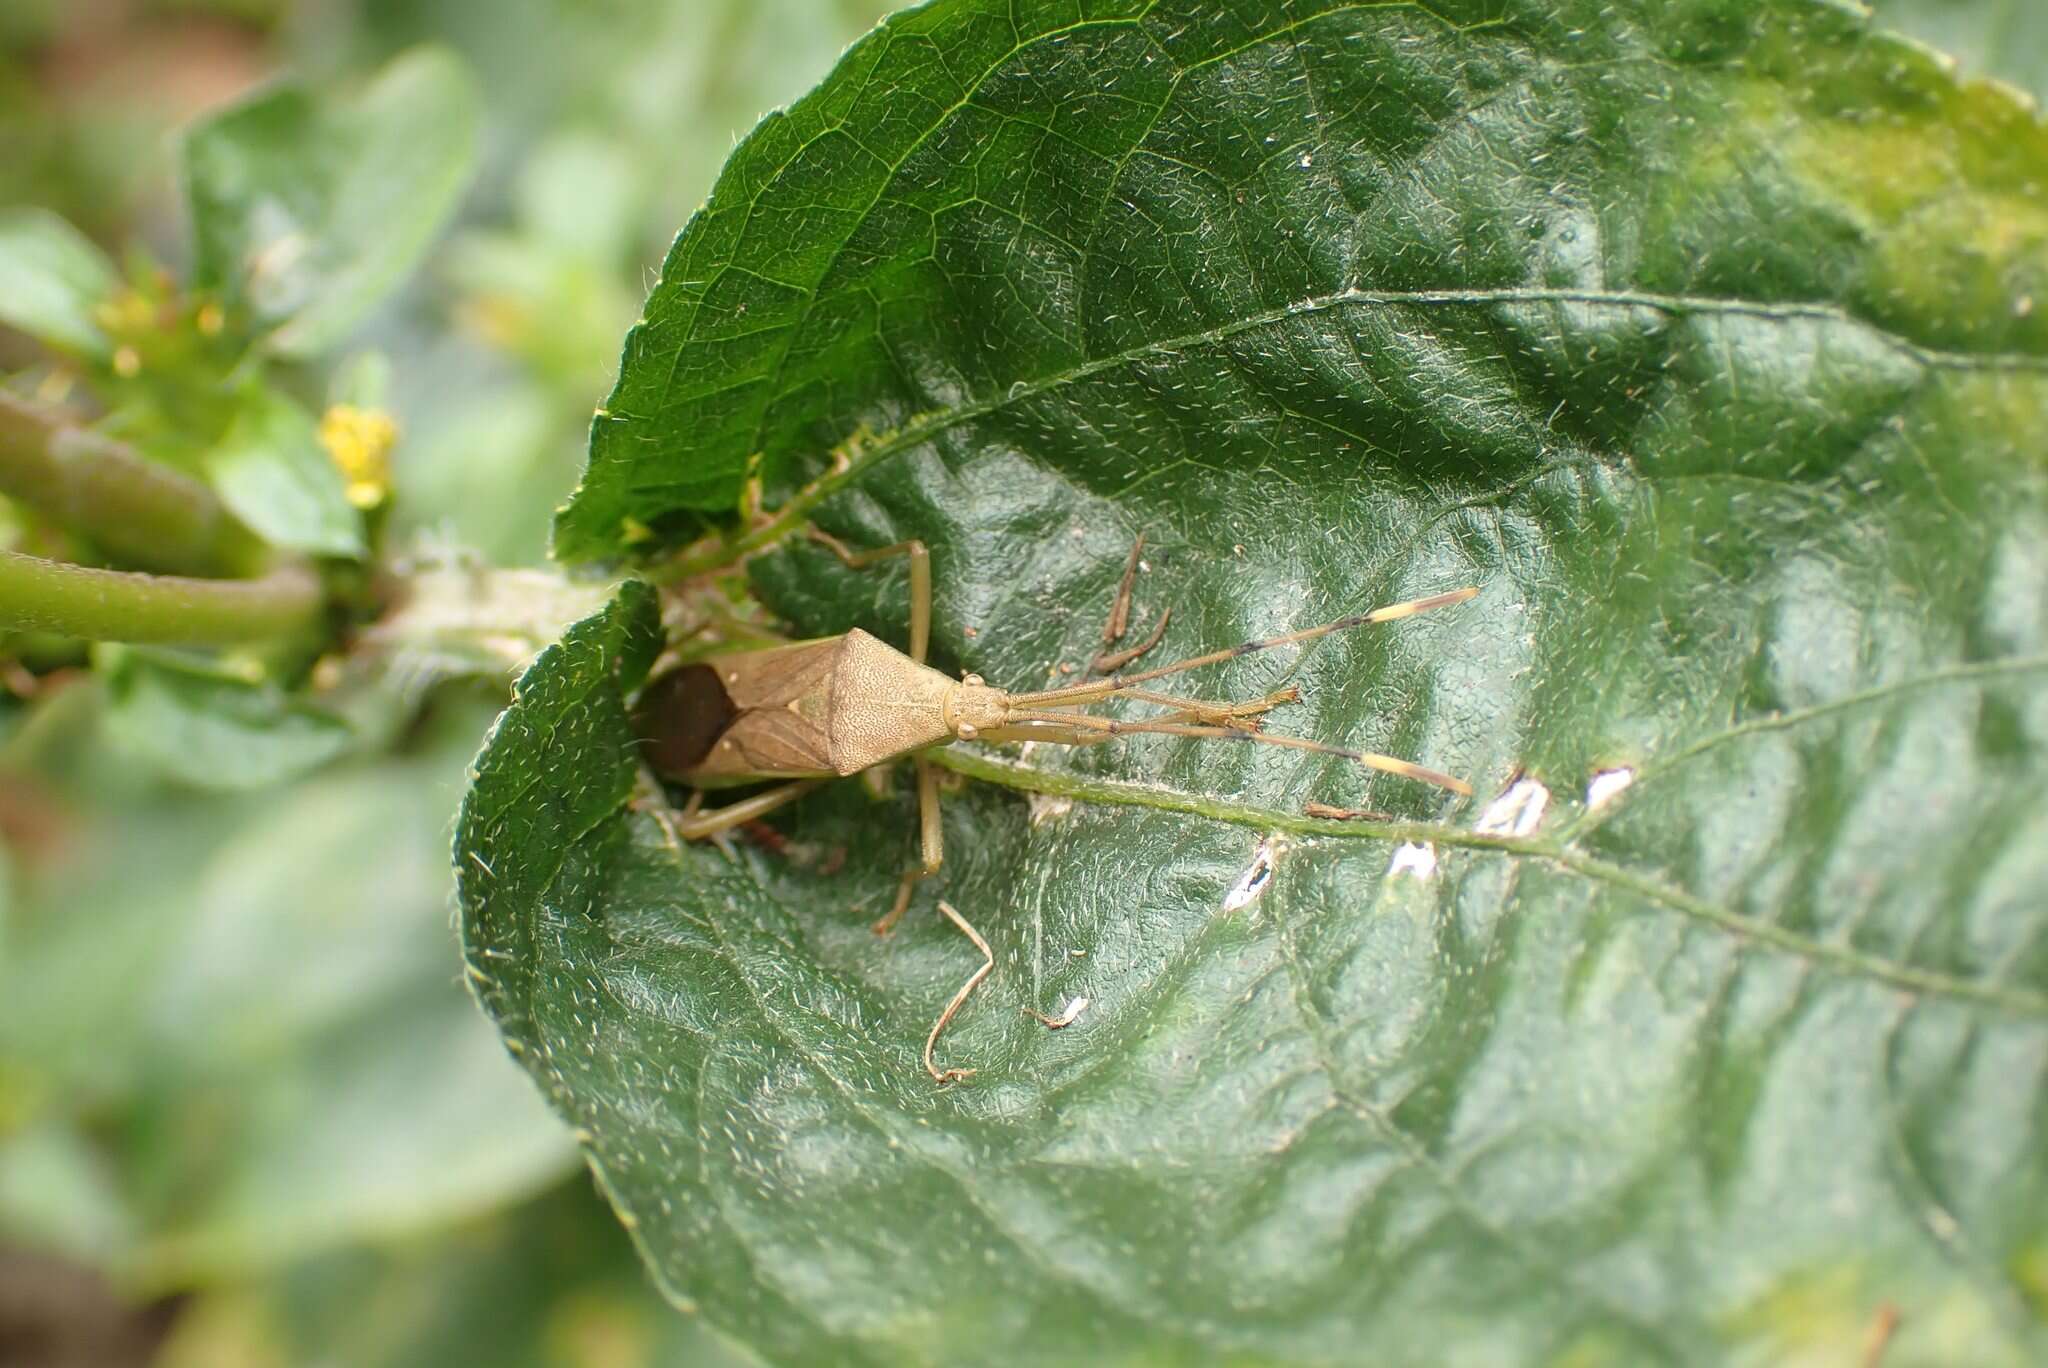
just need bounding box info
[1475,774,1550,837]
[1023,997,1089,1029]
[1586,767,1636,811]
[1304,800,1391,822]
[1028,791,1075,826]
[1221,835,1285,913]
[1386,841,1438,880]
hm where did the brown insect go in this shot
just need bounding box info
[634,531,1475,1080]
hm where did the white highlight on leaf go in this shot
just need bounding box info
[1586,767,1637,811]
[1222,835,1285,913]
[1475,775,1550,837]
[1386,841,1438,880]
[1027,792,1074,826]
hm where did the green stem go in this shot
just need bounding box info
[0,550,323,645]
[0,394,265,577]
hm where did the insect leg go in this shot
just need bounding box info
[666,780,825,840]
[1103,685,1299,726]
[1090,533,1171,674]
[925,899,993,1084]
[974,685,1297,749]
[873,754,943,935]
[1100,535,1143,648]
[808,528,931,664]
[1014,587,1480,709]
[1093,608,1171,674]
[1001,709,1471,794]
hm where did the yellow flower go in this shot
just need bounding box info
[319,404,399,509]
[93,288,155,336]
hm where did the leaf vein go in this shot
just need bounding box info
[656,834,1218,1348]
[928,747,2048,1018]
[662,285,2040,582]
[1560,655,2048,841]
[1262,880,1702,1364]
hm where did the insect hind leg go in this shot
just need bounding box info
[665,780,824,840]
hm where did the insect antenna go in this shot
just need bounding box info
[1009,586,1479,709]
[994,585,1479,794]
[999,709,1472,794]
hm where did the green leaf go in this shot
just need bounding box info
[158,1180,758,1368]
[0,705,575,1286]
[204,388,363,557]
[0,1124,136,1266]
[475,1,2048,1362]
[0,207,116,358]
[183,45,481,359]
[99,650,354,792]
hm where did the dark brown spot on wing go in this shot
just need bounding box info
[633,664,737,778]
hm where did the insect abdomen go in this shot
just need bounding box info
[632,663,738,778]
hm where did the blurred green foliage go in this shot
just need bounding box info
[0,2,899,1364]
[1868,0,2048,102]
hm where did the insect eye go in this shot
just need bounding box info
[632,664,737,777]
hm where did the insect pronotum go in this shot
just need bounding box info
[634,531,1476,1081]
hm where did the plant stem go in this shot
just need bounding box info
[0,550,323,645]
[0,393,265,577]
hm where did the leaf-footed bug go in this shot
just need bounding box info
[633,531,1476,1080]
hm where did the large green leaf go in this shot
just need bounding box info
[183,46,481,359]
[467,1,2048,1362]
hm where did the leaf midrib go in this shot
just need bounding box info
[922,650,2048,1020]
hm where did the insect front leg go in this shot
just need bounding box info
[1091,533,1170,674]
